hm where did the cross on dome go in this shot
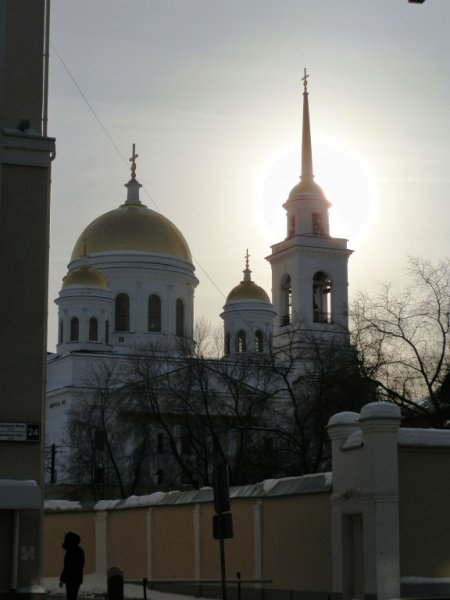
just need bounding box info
[243,248,252,282]
[129,143,139,180]
[125,142,142,204]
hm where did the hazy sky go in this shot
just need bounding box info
[47,0,450,351]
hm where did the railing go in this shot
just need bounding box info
[123,576,273,600]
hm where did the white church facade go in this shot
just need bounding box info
[46,76,353,488]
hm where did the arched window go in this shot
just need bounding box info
[237,330,246,353]
[176,299,184,337]
[148,295,161,332]
[255,330,264,353]
[281,275,292,326]
[59,321,64,344]
[70,317,79,342]
[89,317,98,341]
[313,271,333,324]
[224,332,230,355]
[115,293,129,331]
[105,320,109,344]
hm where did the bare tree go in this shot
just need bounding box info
[129,341,273,488]
[66,361,151,499]
[262,326,373,474]
[351,257,450,427]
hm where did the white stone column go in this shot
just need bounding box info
[193,504,201,579]
[146,507,153,579]
[95,511,108,577]
[253,499,263,587]
[328,403,401,600]
[327,412,360,597]
[359,403,401,600]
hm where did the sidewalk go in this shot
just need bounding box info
[44,575,199,600]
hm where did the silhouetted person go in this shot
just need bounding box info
[59,532,85,600]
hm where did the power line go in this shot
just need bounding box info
[51,43,263,332]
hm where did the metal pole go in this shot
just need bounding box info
[143,578,147,600]
[219,535,227,600]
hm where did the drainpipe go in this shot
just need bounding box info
[11,510,20,591]
[42,0,51,136]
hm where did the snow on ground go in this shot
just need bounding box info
[44,574,199,600]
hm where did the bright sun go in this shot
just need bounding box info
[259,137,376,249]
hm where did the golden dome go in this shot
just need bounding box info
[227,280,270,303]
[62,264,109,290]
[71,202,192,262]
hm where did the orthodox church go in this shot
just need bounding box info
[46,75,352,486]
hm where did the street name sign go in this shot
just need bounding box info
[0,422,40,442]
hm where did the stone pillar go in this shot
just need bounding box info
[253,499,263,586]
[359,403,401,600]
[193,504,201,579]
[146,507,153,579]
[95,511,108,577]
[327,411,360,598]
[328,403,401,600]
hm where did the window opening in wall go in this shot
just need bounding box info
[115,293,129,331]
[255,330,264,352]
[224,332,231,355]
[313,271,333,324]
[176,298,184,337]
[281,275,292,326]
[157,468,164,485]
[312,212,324,235]
[89,317,98,341]
[105,320,109,344]
[148,294,161,332]
[70,317,79,342]
[237,330,247,353]
[59,321,64,344]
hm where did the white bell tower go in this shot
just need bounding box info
[267,71,353,343]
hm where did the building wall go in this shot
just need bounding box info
[399,447,450,578]
[0,0,54,594]
[44,482,333,596]
[263,495,332,592]
[44,422,450,600]
[328,404,450,600]
[43,510,96,578]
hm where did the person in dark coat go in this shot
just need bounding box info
[59,531,85,600]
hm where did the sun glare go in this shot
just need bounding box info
[259,138,376,249]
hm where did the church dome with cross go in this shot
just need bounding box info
[55,146,198,355]
[221,252,275,355]
[71,148,191,262]
[70,198,191,262]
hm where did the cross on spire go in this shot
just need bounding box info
[302,68,309,93]
[245,248,250,270]
[129,143,139,180]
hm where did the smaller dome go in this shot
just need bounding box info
[226,252,271,303]
[62,264,109,290]
[227,280,270,302]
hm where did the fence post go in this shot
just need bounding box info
[143,578,148,600]
[107,567,124,600]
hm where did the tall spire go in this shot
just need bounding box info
[125,143,142,205]
[301,68,314,184]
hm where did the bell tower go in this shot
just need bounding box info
[266,71,353,343]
